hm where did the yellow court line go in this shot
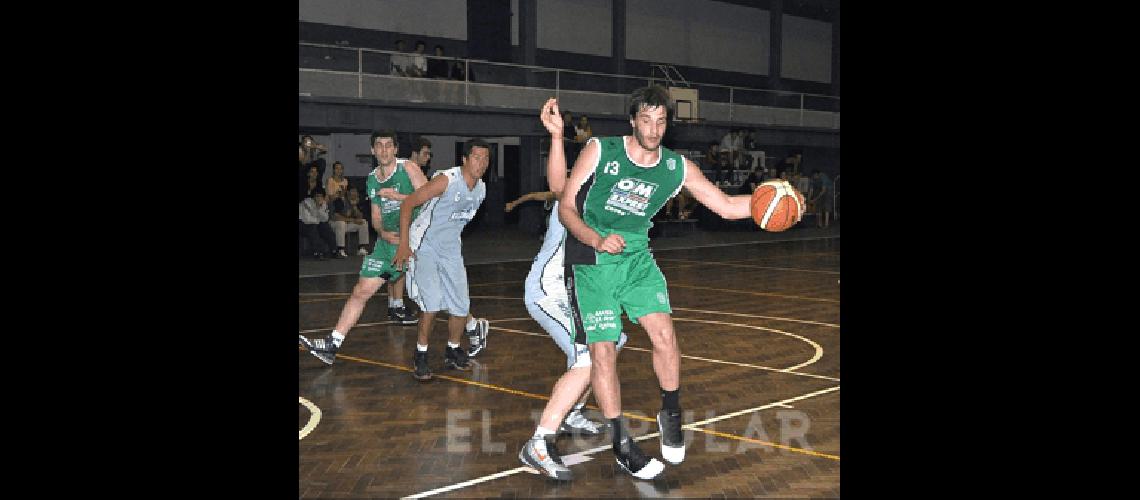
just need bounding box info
[667,283,839,303]
[303,348,838,461]
[694,427,840,460]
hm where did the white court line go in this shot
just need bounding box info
[401,385,839,499]
[671,307,839,328]
[489,320,839,382]
[299,397,321,440]
[658,258,840,275]
[299,236,840,279]
[684,385,840,428]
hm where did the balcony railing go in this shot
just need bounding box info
[298,42,839,129]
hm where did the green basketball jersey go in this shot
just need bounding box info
[578,136,685,253]
[366,159,418,232]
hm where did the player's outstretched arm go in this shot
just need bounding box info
[682,158,751,220]
[393,174,449,269]
[540,97,568,196]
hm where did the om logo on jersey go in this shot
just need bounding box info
[605,178,658,217]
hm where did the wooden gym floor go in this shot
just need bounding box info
[299,236,840,498]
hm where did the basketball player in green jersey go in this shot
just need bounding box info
[559,86,755,479]
[299,130,428,365]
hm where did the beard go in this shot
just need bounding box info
[632,130,661,152]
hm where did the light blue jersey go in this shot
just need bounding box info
[406,167,486,315]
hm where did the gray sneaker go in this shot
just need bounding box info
[519,436,573,480]
[558,409,605,436]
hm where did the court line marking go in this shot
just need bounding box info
[667,283,839,303]
[656,260,843,275]
[400,385,840,499]
[490,320,835,381]
[670,307,839,328]
[298,236,840,279]
[302,348,836,453]
[299,397,321,440]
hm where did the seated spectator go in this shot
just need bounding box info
[330,188,370,258]
[404,40,428,78]
[717,152,733,186]
[325,161,349,201]
[299,188,337,260]
[300,163,321,202]
[740,166,766,195]
[390,39,411,76]
[574,115,593,143]
[451,57,467,81]
[426,45,450,79]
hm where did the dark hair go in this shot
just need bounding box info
[332,161,343,169]
[370,130,397,147]
[464,138,490,157]
[434,44,444,52]
[628,85,672,120]
[416,136,432,150]
[415,40,426,49]
[395,39,405,46]
[311,187,326,198]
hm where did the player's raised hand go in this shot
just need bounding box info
[540,98,563,137]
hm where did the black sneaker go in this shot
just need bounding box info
[444,346,472,371]
[387,305,418,325]
[413,350,432,381]
[615,437,664,480]
[466,318,490,357]
[657,409,685,464]
[300,334,338,365]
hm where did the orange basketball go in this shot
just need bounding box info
[750,180,805,232]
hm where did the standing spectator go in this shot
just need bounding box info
[795,169,813,206]
[562,110,580,161]
[427,45,449,79]
[299,188,337,260]
[325,161,349,201]
[405,41,428,78]
[574,115,593,143]
[331,187,371,258]
[811,170,834,228]
[390,39,411,76]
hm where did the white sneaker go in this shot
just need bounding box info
[356,247,368,256]
[335,249,348,258]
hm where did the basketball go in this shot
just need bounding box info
[750,180,805,232]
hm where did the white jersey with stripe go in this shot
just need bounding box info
[524,200,574,336]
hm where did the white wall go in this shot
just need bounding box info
[299,0,468,40]
[781,15,831,83]
[627,0,770,75]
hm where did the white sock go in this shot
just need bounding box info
[534,426,556,438]
[389,298,404,308]
[331,331,345,347]
[466,316,477,330]
[416,344,428,352]
[447,341,460,349]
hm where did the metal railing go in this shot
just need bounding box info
[298,42,839,128]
